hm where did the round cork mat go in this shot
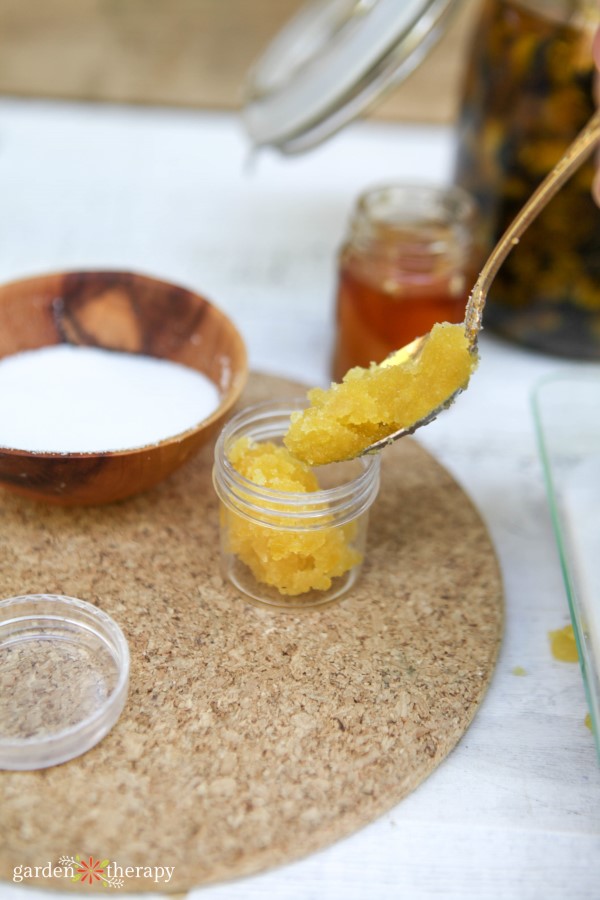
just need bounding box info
[0,372,503,894]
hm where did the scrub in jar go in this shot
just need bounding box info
[332,185,479,382]
[224,439,360,596]
[455,0,600,357]
[213,403,380,609]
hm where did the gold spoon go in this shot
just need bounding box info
[362,108,600,455]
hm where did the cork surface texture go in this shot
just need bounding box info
[0,372,503,894]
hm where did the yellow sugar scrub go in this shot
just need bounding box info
[228,437,318,493]
[285,322,477,466]
[225,438,359,595]
[549,624,579,663]
[213,402,380,609]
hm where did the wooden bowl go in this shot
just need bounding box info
[0,271,248,505]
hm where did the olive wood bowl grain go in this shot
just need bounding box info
[0,270,248,505]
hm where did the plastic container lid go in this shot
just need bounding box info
[243,0,461,154]
[0,594,129,770]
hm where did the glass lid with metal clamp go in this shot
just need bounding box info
[242,0,462,154]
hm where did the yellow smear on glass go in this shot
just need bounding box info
[549,624,579,663]
[224,438,360,596]
[512,666,527,676]
[585,712,592,731]
[284,322,477,466]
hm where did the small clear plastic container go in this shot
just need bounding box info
[533,372,600,762]
[0,594,129,770]
[212,401,381,610]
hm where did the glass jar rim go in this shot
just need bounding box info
[354,182,478,228]
[344,181,478,261]
[213,400,381,528]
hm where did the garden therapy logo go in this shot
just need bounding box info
[12,855,175,887]
[60,854,123,889]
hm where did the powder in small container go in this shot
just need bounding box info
[0,345,221,453]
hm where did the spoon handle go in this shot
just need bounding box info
[464,108,600,347]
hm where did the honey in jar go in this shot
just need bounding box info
[331,184,479,382]
[455,0,600,358]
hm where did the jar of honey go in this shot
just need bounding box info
[455,0,600,358]
[331,184,479,382]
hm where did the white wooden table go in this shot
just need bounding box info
[0,98,599,900]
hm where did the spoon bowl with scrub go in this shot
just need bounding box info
[284,109,600,467]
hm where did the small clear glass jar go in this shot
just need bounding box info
[331,183,480,382]
[212,401,381,611]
